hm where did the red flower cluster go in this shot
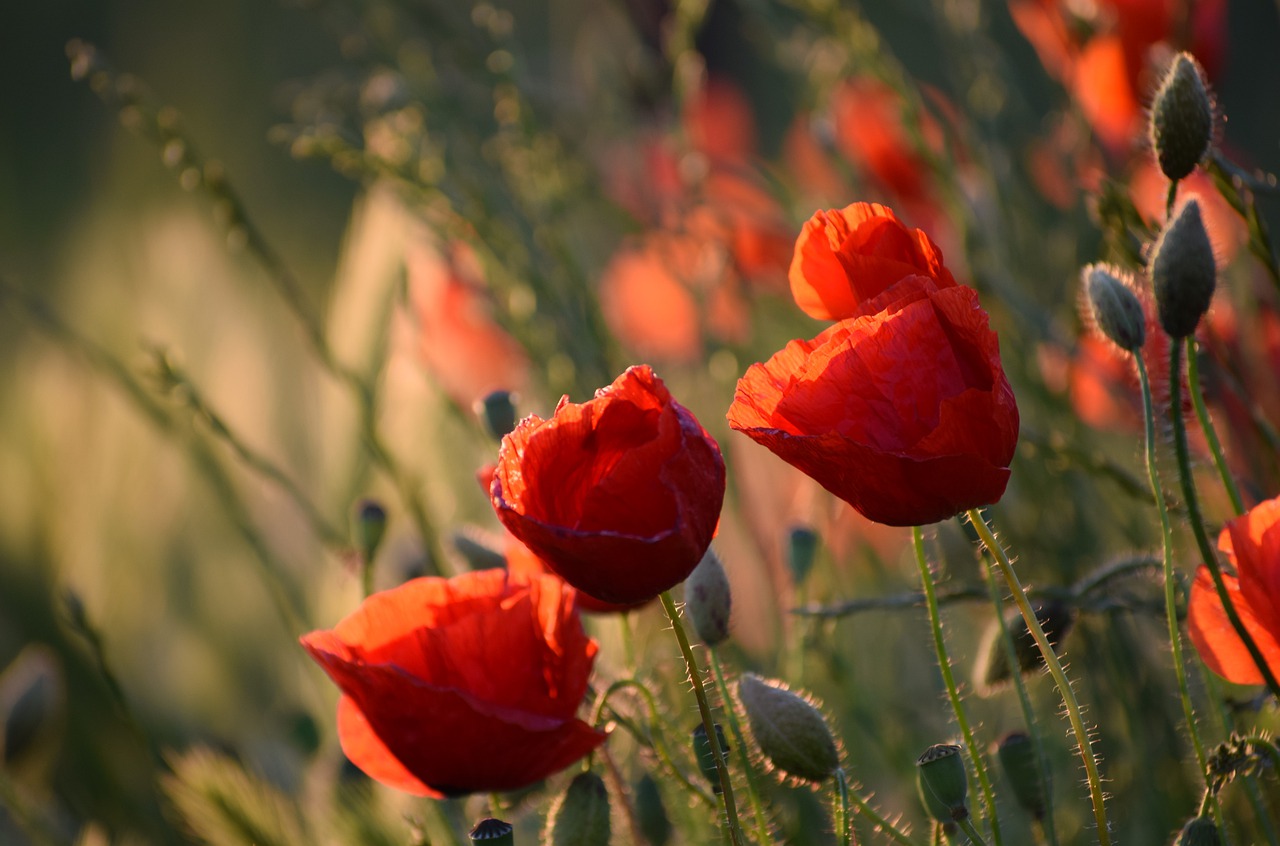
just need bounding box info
[1188,496,1280,685]
[730,204,1018,527]
[300,570,606,797]
[491,365,726,604]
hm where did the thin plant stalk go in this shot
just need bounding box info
[980,565,1058,846]
[957,817,990,846]
[1136,356,1212,778]
[966,510,1111,846]
[709,650,774,846]
[1169,342,1280,699]
[834,769,852,846]
[1184,338,1246,515]
[911,527,1003,846]
[659,591,747,846]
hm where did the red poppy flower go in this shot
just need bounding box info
[300,570,606,797]
[790,203,957,322]
[491,365,726,604]
[1188,496,1280,685]
[728,276,1019,527]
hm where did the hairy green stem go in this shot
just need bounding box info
[660,592,747,846]
[966,510,1111,846]
[1184,338,1246,515]
[835,769,852,846]
[912,527,1002,846]
[957,816,990,846]
[710,650,774,846]
[1169,342,1280,699]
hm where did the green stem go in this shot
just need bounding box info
[981,565,1057,846]
[1169,342,1280,699]
[835,769,852,846]
[912,527,1002,846]
[966,510,1111,846]
[1185,337,1246,515]
[841,779,925,846]
[957,816,990,846]
[710,650,774,846]
[660,591,747,846]
[1137,356,1211,779]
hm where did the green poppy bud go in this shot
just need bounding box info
[787,526,820,586]
[634,773,672,846]
[545,772,611,846]
[692,723,730,793]
[469,818,514,845]
[994,731,1047,819]
[476,390,519,440]
[975,599,1075,695]
[451,525,509,571]
[1175,816,1221,846]
[354,499,388,563]
[685,548,732,647]
[916,743,969,823]
[737,674,840,783]
[1083,263,1146,353]
[0,645,64,772]
[1151,200,1216,339]
[1149,53,1214,182]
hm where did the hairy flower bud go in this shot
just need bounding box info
[975,599,1075,695]
[1175,816,1221,846]
[545,772,611,846]
[1151,200,1216,339]
[469,818,514,845]
[476,390,519,440]
[1084,264,1146,353]
[737,674,839,783]
[685,549,732,646]
[916,743,969,823]
[995,731,1047,819]
[1150,53,1214,182]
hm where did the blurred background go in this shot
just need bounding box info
[4,0,1280,843]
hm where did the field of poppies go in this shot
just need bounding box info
[5,0,1280,844]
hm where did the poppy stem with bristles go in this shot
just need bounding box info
[966,509,1111,846]
[1184,337,1246,516]
[1169,341,1280,700]
[911,527,1002,846]
[660,591,747,846]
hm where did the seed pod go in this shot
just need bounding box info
[975,599,1075,695]
[1149,53,1214,182]
[1083,264,1146,353]
[737,674,840,783]
[994,731,1047,819]
[1151,200,1216,339]
[469,818,514,845]
[545,771,611,846]
[916,744,969,824]
[685,549,732,647]
[1174,816,1221,846]
[692,723,730,793]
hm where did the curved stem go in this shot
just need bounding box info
[1169,342,1280,699]
[710,650,774,846]
[911,528,1002,846]
[660,591,747,846]
[966,510,1111,846]
[1137,356,1211,779]
[1185,337,1246,515]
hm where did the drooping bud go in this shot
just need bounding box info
[975,599,1075,695]
[354,499,388,564]
[916,744,970,824]
[787,526,820,586]
[685,549,732,647]
[737,674,840,783]
[1174,816,1221,846]
[692,723,730,793]
[1151,200,1216,339]
[1149,53,1214,182]
[545,771,611,846]
[1083,264,1146,353]
[634,773,672,846]
[994,731,1047,820]
[476,390,519,440]
[469,818,515,845]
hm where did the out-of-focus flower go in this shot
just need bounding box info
[832,77,945,207]
[491,365,726,604]
[599,234,705,363]
[406,241,528,409]
[1008,0,1227,155]
[1188,495,1280,684]
[789,202,957,322]
[729,276,1019,527]
[300,570,606,797]
[683,75,757,165]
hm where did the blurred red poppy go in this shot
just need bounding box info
[729,276,1018,527]
[1188,496,1280,684]
[491,365,726,604]
[300,569,606,797]
[832,77,945,206]
[790,203,957,321]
